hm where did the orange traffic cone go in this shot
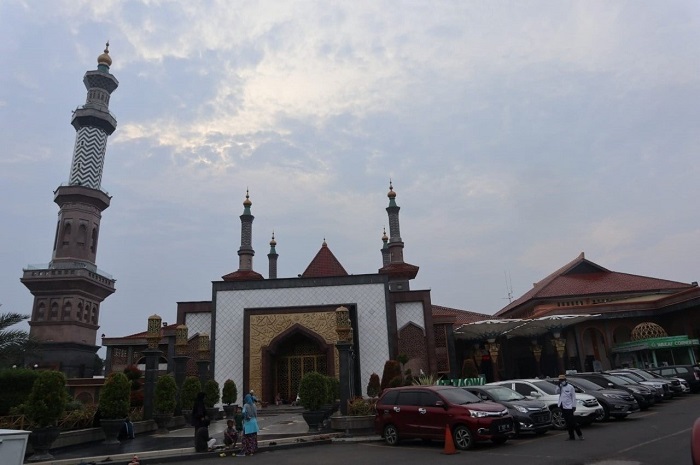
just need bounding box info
[442,424,458,455]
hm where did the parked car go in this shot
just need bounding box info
[608,370,669,401]
[569,372,656,410]
[488,379,602,429]
[374,385,514,450]
[648,365,700,393]
[463,385,551,436]
[616,368,684,395]
[548,376,639,421]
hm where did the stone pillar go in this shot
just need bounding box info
[486,341,501,382]
[143,314,162,421]
[173,324,189,415]
[531,342,543,378]
[197,333,211,386]
[551,337,567,375]
[335,306,353,416]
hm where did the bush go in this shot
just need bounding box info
[204,379,220,408]
[388,375,403,388]
[0,368,38,415]
[325,376,339,403]
[180,376,201,410]
[24,370,68,428]
[366,373,380,397]
[155,375,178,414]
[298,371,328,411]
[222,379,237,405]
[380,360,401,391]
[99,372,131,419]
[347,397,376,416]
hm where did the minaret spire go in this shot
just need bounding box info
[21,43,119,377]
[381,227,390,267]
[268,231,278,279]
[378,181,419,291]
[222,190,264,281]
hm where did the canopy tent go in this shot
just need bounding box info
[455,314,600,341]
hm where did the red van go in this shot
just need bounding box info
[374,385,514,450]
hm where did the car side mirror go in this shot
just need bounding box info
[530,391,541,398]
[608,383,614,388]
[435,400,445,408]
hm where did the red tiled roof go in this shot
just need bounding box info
[301,242,348,278]
[495,252,692,317]
[222,269,265,281]
[120,323,180,339]
[431,305,491,326]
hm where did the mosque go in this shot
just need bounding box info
[23,45,700,403]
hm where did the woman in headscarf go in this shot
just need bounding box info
[191,392,207,442]
[241,393,259,456]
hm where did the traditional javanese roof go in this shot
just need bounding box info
[431,305,491,326]
[301,240,348,278]
[495,252,693,318]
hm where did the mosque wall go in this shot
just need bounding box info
[213,282,390,400]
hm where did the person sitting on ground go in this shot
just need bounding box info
[128,455,140,465]
[275,392,283,406]
[224,419,238,450]
[195,418,217,452]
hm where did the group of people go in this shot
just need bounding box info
[191,390,260,456]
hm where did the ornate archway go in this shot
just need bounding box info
[262,324,335,404]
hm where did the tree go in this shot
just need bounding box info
[0,311,36,367]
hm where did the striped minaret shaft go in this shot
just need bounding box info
[386,181,405,264]
[381,228,390,267]
[68,42,119,190]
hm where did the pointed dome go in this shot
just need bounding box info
[97,42,112,67]
[269,231,277,247]
[243,189,252,207]
[388,181,396,199]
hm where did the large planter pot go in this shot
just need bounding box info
[153,413,173,434]
[206,407,220,422]
[182,409,193,425]
[330,415,376,436]
[100,418,125,445]
[27,426,61,462]
[302,410,327,432]
[223,405,236,419]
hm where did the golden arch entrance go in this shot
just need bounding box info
[261,324,335,404]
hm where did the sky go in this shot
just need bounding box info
[1,1,699,350]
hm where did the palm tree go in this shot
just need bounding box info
[0,309,35,367]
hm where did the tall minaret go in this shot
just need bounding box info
[268,232,278,279]
[21,43,119,377]
[222,190,264,281]
[380,228,390,267]
[378,181,419,291]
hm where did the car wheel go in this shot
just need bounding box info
[453,425,474,450]
[383,424,399,446]
[596,405,610,422]
[491,437,508,445]
[551,407,566,430]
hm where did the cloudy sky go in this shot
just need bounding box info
[1,1,699,347]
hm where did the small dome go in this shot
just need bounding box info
[243,190,252,207]
[630,322,668,341]
[382,228,388,242]
[387,182,396,198]
[97,42,112,67]
[270,232,277,247]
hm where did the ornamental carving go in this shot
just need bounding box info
[248,311,339,395]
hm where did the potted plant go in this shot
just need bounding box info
[330,396,377,436]
[204,379,220,421]
[298,371,328,431]
[153,374,178,434]
[366,372,380,398]
[25,370,68,462]
[180,376,201,424]
[98,372,131,444]
[222,379,238,418]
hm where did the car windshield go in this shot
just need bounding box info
[603,374,633,385]
[439,388,481,405]
[632,370,655,380]
[613,371,644,382]
[569,378,603,391]
[486,386,525,401]
[531,381,558,394]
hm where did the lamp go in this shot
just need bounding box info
[175,324,189,355]
[147,314,162,349]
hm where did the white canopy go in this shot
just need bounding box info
[455,314,600,341]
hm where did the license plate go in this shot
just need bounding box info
[497,423,511,432]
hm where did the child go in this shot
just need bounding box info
[194,419,216,452]
[223,419,238,450]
